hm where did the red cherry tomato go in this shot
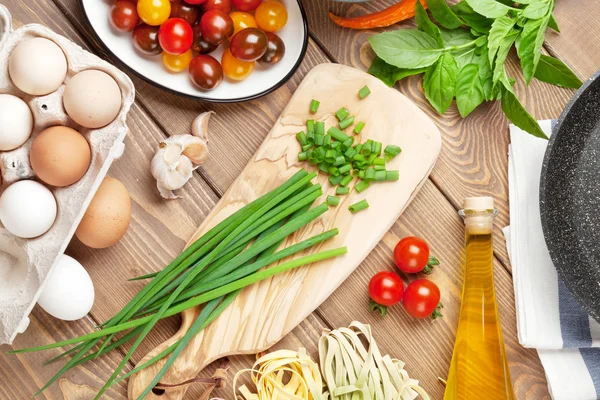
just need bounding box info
[258,31,285,65]
[191,24,219,54]
[110,1,140,32]
[158,18,193,55]
[199,10,234,45]
[221,48,254,80]
[232,0,262,12]
[132,23,162,55]
[183,0,207,4]
[189,54,223,90]
[229,27,267,62]
[255,0,287,32]
[394,236,438,274]
[201,0,232,13]
[170,0,201,25]
[368,271,404,316]
[402,279,442,319]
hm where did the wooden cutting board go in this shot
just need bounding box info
[128,63,441,399]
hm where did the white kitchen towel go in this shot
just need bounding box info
[506,120,600,399]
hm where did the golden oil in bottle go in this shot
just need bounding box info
[443,197,514,400]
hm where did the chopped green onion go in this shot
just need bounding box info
[326,196,340,207]
[354,144,363,154]
[301,144,313,152]
[318,162,330,174]
[372,141,382,156]
[386,170,399,181]
[340,174,353,187]
[325,149,337,163]
[365,167,375,181]
[296,131,308,146]
[374,158,385,167]
[367,154,377,165]
[329,175,343,185]
[358,85,371,99]
[374,164,385,171]
[298,151,308,161]
[315,134,324,146]
[329,140,340,150]
[335,107,349,121]
[328,127,350,143]
[315,121,325,136]
[310,99,320,113]
[362,140,372,156]
[328,166,340,176]
[352,170,359,176]
[355,181,370,193]
[336,186,350,195]
[339,116,355,129]
[353,154,366,163]
[307,119,315,135]
[374,170,387,181]
[338,164,352,175]
[345,148,357,158]
[342,137,354,149]
[349,199,369,213]
[354,122,365,134]
[333,155,346,166]
[358,170,366,179]
[384,145,402,160]
[307,129,315,145]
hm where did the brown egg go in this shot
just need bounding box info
[75,176,131,249]
[30,126,91,187]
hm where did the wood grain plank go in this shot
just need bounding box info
[302,0,578,269]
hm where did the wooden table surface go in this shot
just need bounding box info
[1,1,598,399]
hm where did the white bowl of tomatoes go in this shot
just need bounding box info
[81,0,308,102]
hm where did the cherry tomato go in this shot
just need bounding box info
[229,27,267,62]
[110,1,140,32]
[232,0,262,12]
[402,279,442,319]
[229,11,257,36]
[201,0,232,13]
[258,31,285,65]
[183,0,207,4]
[394,236,438,274]
[255,0,287,32]
[189,54,223,90]
[191,24,219,54]
[137,0,171,26]
[199,10,234,45]
[158,18,193,54]
[368,271,404,316]
[221,48,254,80]
[162,49,193,72]
[170,0,201,25]
[132,23,162,55]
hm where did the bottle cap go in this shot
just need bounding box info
[463,196,494,211]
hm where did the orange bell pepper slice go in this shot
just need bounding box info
[329,0,428,29]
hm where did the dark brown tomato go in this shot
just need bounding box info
[110,1,140,32]
[258,31,285,65]
[132,23,162,55]
[191,24,219,54]
[201,0,232,13]
[189,54,223,90]
[199,10,234,45]
[229,27,267,62]
[170,0,201,25]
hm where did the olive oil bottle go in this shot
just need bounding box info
[444,197,514,400]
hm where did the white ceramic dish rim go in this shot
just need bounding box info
[80,0,309,103]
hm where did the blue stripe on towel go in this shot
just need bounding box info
[558,278,593,348]
[580,348,600,398]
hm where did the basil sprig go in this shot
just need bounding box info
[368,0,582,138]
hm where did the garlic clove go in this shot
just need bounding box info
[162,141,184,167]
[182,139,209,165]
[191,111,213,142]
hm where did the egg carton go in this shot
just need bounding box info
[0,5,135,345]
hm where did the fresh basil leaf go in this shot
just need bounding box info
[493,30,519,84]
[427,0,463,29]
[534,54,583,88]
[415,0,443,46]
[522,0,551,19]
[440,28,475,47]
[423,53,459,114]
[455,64,485,117]
[453,47,478,69]
[451,1,494,33]
[518,15,550,84]
[470,28,484,36]
[368,57,428,87]
[369,30,443,69]
[501,86,547,139]
[478,51,494,100]
[488,16,516,66]
[548,13,560,32]
[466,0,515,18]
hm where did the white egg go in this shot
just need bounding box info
[37,255,95,321]
[0,94,33,151]
[0,180,57,238]
[9,37,68,96]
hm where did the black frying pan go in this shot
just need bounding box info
[540,70,600,322]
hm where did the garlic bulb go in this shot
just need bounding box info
[151,111,212,199]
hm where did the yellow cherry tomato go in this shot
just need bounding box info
[162,49,193,72]
[221,48,254,81]
[137,0,171,26]
[255,0,287,33]
[229,11,258,36]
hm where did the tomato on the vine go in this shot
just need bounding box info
[368,271,404,317]
[394,236,439,274]
[232,0,262,12]
[132,24,162,55]
[162,49,193,72]
[110,1,140,32]
[255,0,288,32]
[137,0,171,26]
[402,279,443,319]
[158,18,193,55]
[221,48,254,81]
[199,10,234,45]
